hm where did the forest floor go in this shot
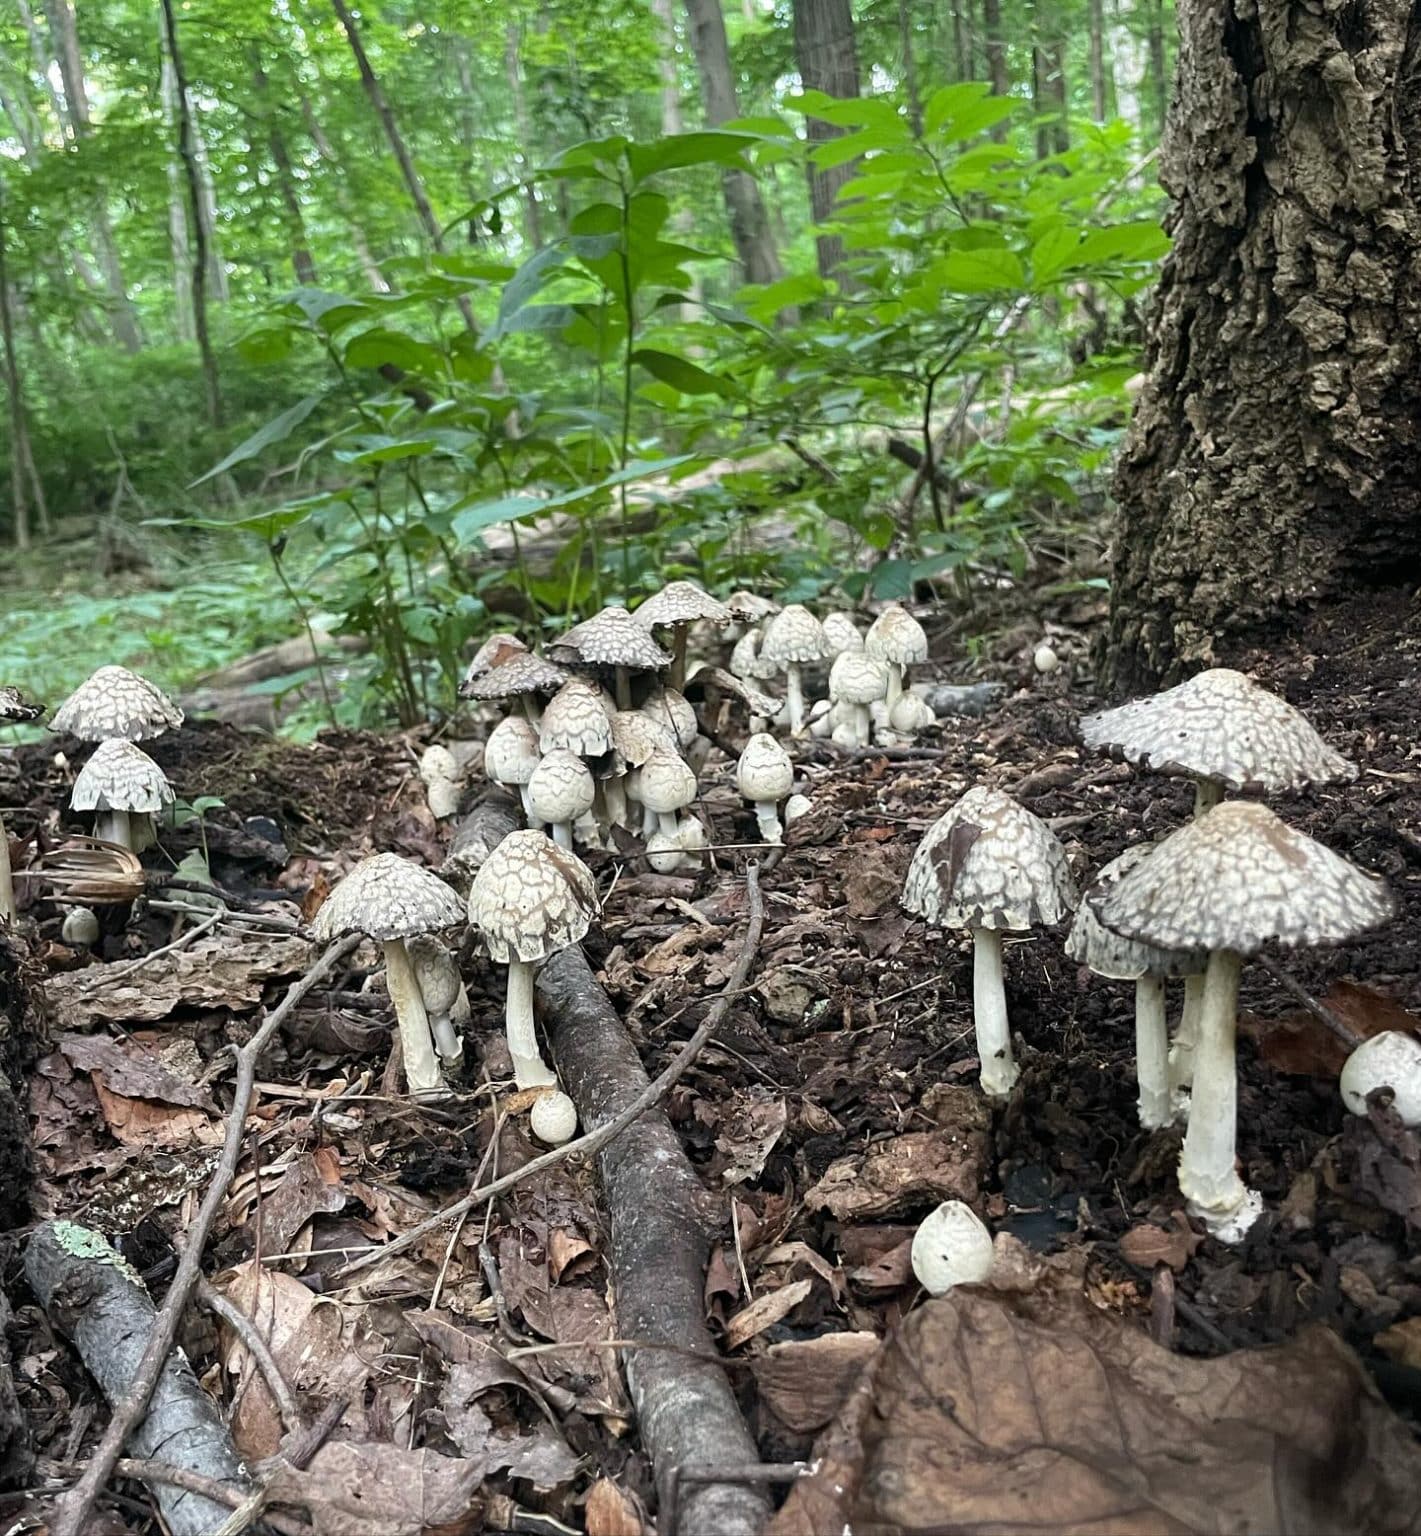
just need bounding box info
[2,577,1420,1533]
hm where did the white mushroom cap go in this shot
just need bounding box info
[71,740,174,815]
[865,606,928,668]
[611,709,675,767]
[784,792,814,824]
[51,666,183,742]
[539,679,615,758]
[725,591,780,624]
[460,633,529,693]
[641,686,698,751]
[463,652,570,703]
[1095,801,1392,953]
[312,852,464,942]
[637,748,697,816]
[729,631,779,683]
[902,786,1077,931]
[485,715,542,787]
[419,745,462,819]
[646,828,684,874]
[527,749,596,825]
[1340,1032,1421,1126]
[1066,845,1205,980]
[828,651,889,707]
[821,611,864,657]
[467,829,599,963]
[761,605,828,667]
[909,1200,995,1295]
[889,692,937,734]
[530,1089,579,1144]
[407,935,463,1014]
[735,732,793,803]
[634,579,730,631]
[1080,668,1356,793]
[549,607,671,672]
[0,686,42,723]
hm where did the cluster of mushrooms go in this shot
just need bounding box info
[902,667,1415,1267]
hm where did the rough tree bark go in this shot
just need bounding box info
[683,0,783,284]
[1104,0,1421,692]
[980,0,1009,140]
[792,0,862,280]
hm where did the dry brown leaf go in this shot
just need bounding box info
[585,1477,646,1536]
[259,1150,349,1255]
[1247,980,1421,1079]
[751,1331,879,1433]
[715,1088,788,1186]
[723,1278,813,1351]
[848,1238,913,1295]
[770,1282,1421,1536]
[1374,1317,1421,1370]
[548,1226,596,1281]
[805,1125,989,1220]
[1117,1212,1203,1273]
[89,1079,219,1149]
[58,1033,214,1109]
[267,1441,482,1535]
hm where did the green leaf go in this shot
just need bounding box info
[630,348,737,397]
[494,244,570,335]
[625,130,764,183]
[282,288,370,332]
[809,125,907,171]
[343,328,441,374]
[450,495,546,543]
[192,394,326,487]
[334,436,438,466]
[792,92,905,132]
[932,248,1026,293]
[925,84,1017,142]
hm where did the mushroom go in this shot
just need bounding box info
[1066,846,1205,1129]
[635,747,697,843]
[1340,1032,1421,1127]
[827,651,888,749]
[910,1200,995,1295]
[467,830,600,1142]
[784,792,813,826]
[548,606,671,710]
[888,690,936,738]
[724,590,780,640]
[71,740,175,853]
[633,580,731,691]
[538,678,615,759]
[1096,801,1392,1240]
[902,787,1076,1099]
[408,935,471,1065]
[484,715,542,824]
[311,853,465,1097]
[821,611,865,658]
[865,606,928,711]
[611,708,676,833]
[1033,643,1060,675]
[527,749,596,850]
[461,632,529,693]
[50,665,183,742]
[419,744,462,820]
[736,732,794,844]
[761,605,828,735]
[461,651,570,723]
[640,684,699,754]
[61,906,100,948]
[0,686,42,923]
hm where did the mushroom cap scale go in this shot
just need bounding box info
[762,605,828,666]
[467,829,599,964]
[821,611,865,656]
[461,633,529,691]
[71,740,175,815]
[829,651,889,707]
[0,686,42,723]
[736,732,794,802]
[549,607,671,671]
[527,749,596,823]
[641,686,699,750]
[463,652,570,702]
[1094,800,1392,955]
[51,666,183,742]
[408,935,463,1014]
[903,786,1077,931]
[312,852,465,943]
[611,709,675,767]
[539,679,615,757]
[1080,668,1356,793]
[636,748,698,815]
[865,606,929,668]
[484,715,541,786]
[1066,845,1206,980]
[634,580,731,630]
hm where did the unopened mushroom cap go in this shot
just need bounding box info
[903,786,1077,931]
[889,692,936,734]
[821,611,864,657]
[0,686,42,723]
[637,747,697,815]
[464,652,570,702]
[611,709,674,767]
[539,679,614,757]
[1094,800,1392,955]
[408,935,462,1013]
[71,740,174,815]
[467,829,599,963]
[829,651,889,706]
[635,580,730,631]
[527,748,596,824]
[485,715,542,787]
[312,852,464,943]
[729,631,779,684]
[866,606,929,668]
[1080,668,1356,793]
[762,605,828,666]
[736,732,793,802]
[641,686,698,750]
[460,633,529,694]
[549,607,671,672]
[51,666,183,742]
[1339,1032,1421,1125]
[910,1200,994,1296]
[1066,845,1206,980]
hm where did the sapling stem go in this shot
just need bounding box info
[972,926,1019,1098]
[505,958,556,1090]
[383,938,443,1096]
[1135,975,1172,1129]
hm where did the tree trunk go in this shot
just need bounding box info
[299,94,389,291]
[160,0,221,429]
[1110,0,1147,136]
[683,0,783,284]
[1088,0,1109,121]
[949,1,971,85]
[792,0,861,280]
[452,38,483,245]
[504,26,544,250]
[1032,38,1069,158]
[1147,0,1169,138]
[0,204,32,550]
[159,25,196,341]
[254,65,318,285]
[651,0,704,316]
[1104,0,1421,693]
[980,0,1009,140]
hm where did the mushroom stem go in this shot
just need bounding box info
[853,701,870,747]
[614,667,632,712]
[1193,779,1224,817]
[971,926,1019,1098]
[383,938,444,1096]
[428,1007,463,1065]
[96,810,132,850]
[0,815,13,924]
[549,820,573,851]
[505,958,557,1091]
[885,663,904,711]
[602,777,629,831]
[1171,979,1202,1094]
[669,631,688,692]
[752,801,783,846]
[656,810,680,840]
[1178,947,1260,1239]
[785,664,805,735]
[1134,975,1173,1129]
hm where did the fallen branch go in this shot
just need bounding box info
[538,868,770,1536]
[43,933,361,1536]
[1254,954,1363,1051]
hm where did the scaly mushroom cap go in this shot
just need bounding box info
[1080,667,1356,793]
[51,666,183,743]
[1066,845,1206,981]
[1094,800,1392,955]
[485,715,542,787]
[641,685,698,750]
[865,606,929,668]
[527,748,596,824]
[463,652,570,702]
[903,786,1077,931]
[0,686,42,723]
[467,829,599,964]
[725,591,780,624]
[889,692,937,734]
[637,747,697,815]
[461,633,529,692]
[408,935,463,1013]
[611,709,675,768]
[539,679,615,758]
[71,740,174,815]
[634,580,731,631]
[762,605,828,667]
[729,631,779,683]
[312,852,464,943]
[736,732,793,802]
[821,612,864,657]
[548,607,671,672]
[829,651,890,707]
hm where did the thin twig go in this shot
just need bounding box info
[49,934,362,1536]
[36,1457,308,1536]
[1254,953,1363,1051]
[101,902,223,982]
[336,864,766,1280]
[196,1278,302,1434]
[208,1394,348,1536]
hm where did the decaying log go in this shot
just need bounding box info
[25,1222,250,1535]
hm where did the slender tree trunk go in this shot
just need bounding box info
[651,0,703,316]
[15,0,66,132]
[1032,38,1069,158]
[159,25,195,340]
[254,65,317,285]
[1104,0,1421,692]
[1110,0,1147,136]
[900,0,924,133]
[299,94,389,291]
[504,26,543,250]
[0,205,32,550]
[160,0,221,429]
[452,38,482,245]
[980,0,1009,140]
[682,0,783,284]
[1088,0,1109,120]
[792,0,861,281]
[1147,0,1169,137]
[192,123,228,302]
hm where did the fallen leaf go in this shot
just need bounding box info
[848,1238,913,1295]
[439,1390,580,1491]
[1374,1317,1421,1371]
[585,1477,646,1536]
[89,1081,219,1149]
[714,1088,788,1186]
[58,1033,213,1109]
[1344,1100,1421,1230]
[1118,1212,1202,1273]
[548,1226,596,1281]
[1246,981,1421,1079]
[259,1151,349,1255]
[723,1278,813,1351]
[805,1126,989,1221]
[267,1441,482,1535]
[751,1332,879,1432]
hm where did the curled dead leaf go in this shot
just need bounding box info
[723,1278,813,1351]
[1118,1212,1203,1274]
